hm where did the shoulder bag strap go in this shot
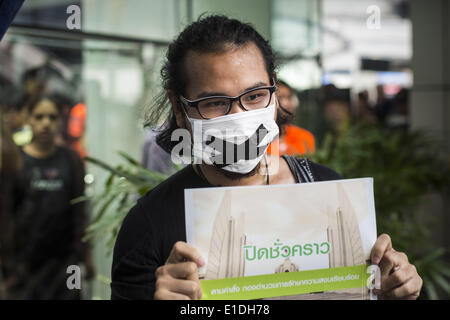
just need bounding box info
[281,155,315,183]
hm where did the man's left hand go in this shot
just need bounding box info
[371,234,423,300]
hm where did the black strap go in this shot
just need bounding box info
[281,155,315,183]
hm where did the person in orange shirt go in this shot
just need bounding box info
[67,102,87,160]
[268,79,315,156]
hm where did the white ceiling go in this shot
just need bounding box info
[322,0,411,72]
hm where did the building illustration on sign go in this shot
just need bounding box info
[202,183,370,299]
[203,190,246,280]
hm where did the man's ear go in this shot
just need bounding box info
[168,90,186,129]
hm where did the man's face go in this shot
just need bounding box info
[173,42,275,179]
[177,42,274,125]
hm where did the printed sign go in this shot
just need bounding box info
[185,178,377,300]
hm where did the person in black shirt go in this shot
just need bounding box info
[111,15,422,300]
[7,94,94,299]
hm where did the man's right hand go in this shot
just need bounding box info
[154,241,205,300]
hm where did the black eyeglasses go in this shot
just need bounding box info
[179,80,277,119]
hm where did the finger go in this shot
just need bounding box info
[381,264,415,292]
[166,241,205,267]
[173,279,202,300]
[154,288,190,300]
[155,268,202,300]
[370,234,392,265]
[379,250,409,279]
[382,276,422,300]
[165,278,202,300]
[157,261,200,280]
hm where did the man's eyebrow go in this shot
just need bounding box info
[195,81,269,99]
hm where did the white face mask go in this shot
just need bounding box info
[184,102,279,174]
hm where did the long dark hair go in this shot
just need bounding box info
[25,93,62,115]
[143,14,277,153]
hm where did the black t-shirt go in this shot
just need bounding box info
[111,156,342,300]
[13,147,82,269]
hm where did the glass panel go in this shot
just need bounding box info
[13,0,181,42]
[13,0,82,29]
[1,26,168,300]
[271,0,323,141]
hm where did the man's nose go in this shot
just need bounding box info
[228,99,245,115]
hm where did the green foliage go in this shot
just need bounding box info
[83,123,450,299]
[73,151,177,255]
[310,122,450,299]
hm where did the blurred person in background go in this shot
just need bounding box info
[267,79,315,156]
[323,101,351,134]
[21,64,79,151]
[385,88,409,130]
[374,84,394,125]
[6,93,94,299]
[65,76,88,161]
[21,64,61,98]
[394,88,409,117]
[0,85,23,294]
[0,85,32,146]
[320,84,351,137]
[0,86,27,135]
[66,101,87,161]
[141,126,179,175]
[357,90,377,124]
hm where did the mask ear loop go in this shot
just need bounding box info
[178,99,191,126]
[178,99,197,167]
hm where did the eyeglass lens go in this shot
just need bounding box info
[197,88,272,118]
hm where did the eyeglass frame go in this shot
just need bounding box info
[179,78,277,120]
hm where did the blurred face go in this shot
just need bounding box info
[28,99,60,143]
[277,84,298,115]
[173,42,275,128]
[1,107,27,133]
[323,102,350,132]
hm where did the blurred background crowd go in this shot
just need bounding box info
[0,0,449,299]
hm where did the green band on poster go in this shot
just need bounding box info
[200,264,369,300]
